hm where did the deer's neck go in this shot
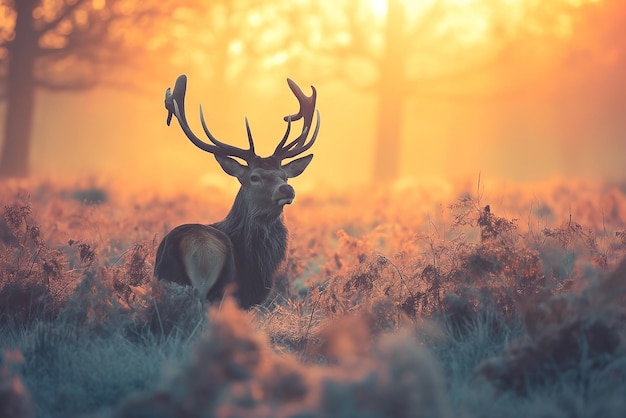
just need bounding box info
[213,191,288,307]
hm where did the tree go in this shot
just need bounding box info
[164,1,279,125]
[269,0,610,182]
[0,0,182,177]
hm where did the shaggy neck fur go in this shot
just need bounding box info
[213,188,288,309]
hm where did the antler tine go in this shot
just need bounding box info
[165,74,256,161]
[272,115,292,155]
[281,110,320,159]
[272,78,319,161]
[165,77,219,154]
[170,100,217,153]
[244,117,256,155]
[199,106,256,159]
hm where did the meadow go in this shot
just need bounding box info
[1,176,626,417]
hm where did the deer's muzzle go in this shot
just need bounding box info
[275,184,295,206]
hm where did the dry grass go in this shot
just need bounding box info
[1,177,626,417]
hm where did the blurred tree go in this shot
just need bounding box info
[166,1,278,127]
[0,0,184,178]
[1,0,618,180]
[272,0,612,182]
[148,0,325,160]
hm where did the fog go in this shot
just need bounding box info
[1,0,625,194]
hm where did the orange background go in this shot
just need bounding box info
[1,0,624,193]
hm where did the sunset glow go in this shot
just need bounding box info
[2,3,626,415]
[368,0,388,16]
[0,0,623,191]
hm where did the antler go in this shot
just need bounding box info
[164,74,257,161]
[272,78,320,161]
[164,75,319,163]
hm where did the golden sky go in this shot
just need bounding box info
[3,0,625,192]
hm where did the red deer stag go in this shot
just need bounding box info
[155,75,320,309]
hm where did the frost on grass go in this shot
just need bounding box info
[114,297,450,418]
[137,279,208,336]
[476,257,626,395]
[2,179,626,417]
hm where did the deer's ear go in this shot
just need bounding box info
[214,154,247,179]
[282,154,313,178]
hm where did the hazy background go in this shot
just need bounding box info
[1,0,625,193]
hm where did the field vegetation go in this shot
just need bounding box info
[1,177,626,417]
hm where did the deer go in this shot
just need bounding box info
[154,75,320,309]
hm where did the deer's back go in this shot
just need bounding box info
[155,224,235,302]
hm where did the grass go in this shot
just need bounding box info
[1,177,626,417]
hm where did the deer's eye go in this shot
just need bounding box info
[250,175,262,183]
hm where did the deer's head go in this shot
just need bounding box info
[164,75,319,216]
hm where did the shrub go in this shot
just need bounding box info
[113,297,450,418]
[475,259,626,395]
[0,195,72,325]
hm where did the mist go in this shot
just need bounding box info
[1,0,625,193]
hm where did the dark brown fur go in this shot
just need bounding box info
[155,224,235,303]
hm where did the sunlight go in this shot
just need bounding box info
[92,0,106,10]
[7,0,616,190]
[368,0,388,16]
[363,0,600,43]
[0,4,16,42]
[364,0,501,45]
[228,40,243,56]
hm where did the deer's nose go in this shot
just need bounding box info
[278,184,295,198]
[275,184,295,205]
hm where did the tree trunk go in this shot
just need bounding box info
[372,0,407,183]
[373,76,405,183]
[0,0,38,178]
